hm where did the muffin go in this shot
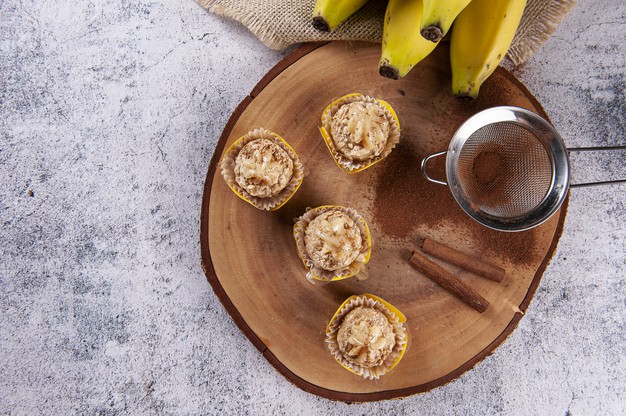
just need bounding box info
[293,205,371,284]
[326,294,408,379]
[319,93,401,173]
[221,128,304,210]
[331,101,390,162]
[337,306,396,368]
[305,209,362,271]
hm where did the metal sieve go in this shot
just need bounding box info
[421,106,626,232]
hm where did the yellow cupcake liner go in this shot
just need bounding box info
[319,93,401,174]
[293,205,371,284]
[326,294,408,380]
[221,128,304,211]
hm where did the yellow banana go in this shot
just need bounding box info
[379,0,439,80]
[450,0,527,98]
[312,0,370,32]
[420,0,473,42]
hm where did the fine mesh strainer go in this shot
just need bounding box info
[421,106,626,232]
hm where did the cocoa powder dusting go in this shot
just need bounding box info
[473,151,503,185]
[371,140,452,238]
[372,140,538,265]
[468,147,513,211]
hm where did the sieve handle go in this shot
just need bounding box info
[421,151,448,186]
[567,146,626,188]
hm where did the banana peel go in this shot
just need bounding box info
[379,0,439,80]
[312,0,370,32]
[450,0,527,98]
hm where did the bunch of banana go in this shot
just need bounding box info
[450,0,527,98]
[311,0,370,32]
[420,0,472,42]
[378,0,438,80]
[312,0,526,99]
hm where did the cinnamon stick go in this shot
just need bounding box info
[422,238,505,283]
[409,250,489,313]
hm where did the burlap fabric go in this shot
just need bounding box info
[197,0,575,65]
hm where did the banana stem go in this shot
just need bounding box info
[421,26,443,42]
[379,64,400,80]
[312,16,331,32]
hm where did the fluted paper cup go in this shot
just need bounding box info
[326,294,408,379]
[221,128,304,211]
[319,93,401,173]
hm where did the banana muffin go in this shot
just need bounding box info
[325,294,408,379]
[330,101,391,162]
[221,128,304,211]
[293,205,372,283]
[234,138,294,198]
[304,209,363,271]
[320,93,401,173]
[336,306,396,368]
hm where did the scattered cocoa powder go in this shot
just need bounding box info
[371,140,451,238]
[371,140,538,265]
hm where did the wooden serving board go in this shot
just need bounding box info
[200,42,566,402]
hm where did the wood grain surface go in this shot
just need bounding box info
[200,41,567,401]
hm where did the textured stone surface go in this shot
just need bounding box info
[0,0,624,414]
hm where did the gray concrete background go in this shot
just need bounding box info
[0,0,624,414]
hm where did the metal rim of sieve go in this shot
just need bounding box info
[421,106,571,232]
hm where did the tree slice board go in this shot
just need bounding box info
[200,42,567,402]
